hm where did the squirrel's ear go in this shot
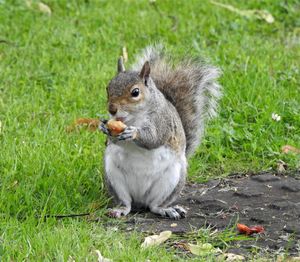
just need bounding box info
[117,57,125,73]
[139,61,150,86]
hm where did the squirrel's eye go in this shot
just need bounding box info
[131,88,140,98]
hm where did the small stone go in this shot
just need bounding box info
[170,223,177,227]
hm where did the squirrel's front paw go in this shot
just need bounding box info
[99,122,110,135]
[117,126,137,141]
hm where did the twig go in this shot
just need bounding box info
[41,212,90,220]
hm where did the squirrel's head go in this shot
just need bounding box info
[106,58,152,123]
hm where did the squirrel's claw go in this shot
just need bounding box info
[173,205,187,218]
[164,206,187,220]
[99,122,110,135]
[150,205,187,220]
[117,126,137,141]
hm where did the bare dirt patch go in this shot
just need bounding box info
[125,172,300,255]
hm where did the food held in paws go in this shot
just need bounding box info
[107,120,126,136]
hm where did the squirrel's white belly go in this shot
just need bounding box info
[105,142,186,207]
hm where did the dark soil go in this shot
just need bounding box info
[125,172,300,255]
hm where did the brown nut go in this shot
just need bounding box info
[107,119,126,136]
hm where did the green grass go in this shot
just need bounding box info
[0,0,300,260]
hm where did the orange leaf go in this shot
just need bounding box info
[237,223,264,235]
[66,118,101,132]
[237,223,252,235]
[248,225,264,234]
[281,145,300,154]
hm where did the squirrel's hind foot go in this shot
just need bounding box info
[107,206,131,218]
[150,205,186,220]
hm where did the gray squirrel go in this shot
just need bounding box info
[100,45,221,219]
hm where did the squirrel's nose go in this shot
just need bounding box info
[108,103,118,115]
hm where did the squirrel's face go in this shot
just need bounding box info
[106,60,151,124]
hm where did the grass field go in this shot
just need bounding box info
[0,0,300,260]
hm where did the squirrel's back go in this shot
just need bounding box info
[131,45,222,156]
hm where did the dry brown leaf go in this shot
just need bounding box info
[38,2,51,15]
[277,160,288,173]
[237,223,264,235]
[141,231,172,248]
[66,118,100,133]
[122,47,128,63]
[282,145,300,154]
[95,250,112,262]
[210,1,274,23]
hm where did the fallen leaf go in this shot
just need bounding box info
[248,225,264,234]
[289,257,300,262]
[122,46,128,63]
[95,250,112,262]
[188,243,215,256]
[210,1,274,23]
[277,160,288,173]
[177,242,221,256]
[237,223,251,235]
[282,145,300,154]
[221,253,245,261]
[38,2,51,15]
[141,231,172,248]
[237,223,264,235]
[66,118,101,132]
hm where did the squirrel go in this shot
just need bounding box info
[100,45,221,219]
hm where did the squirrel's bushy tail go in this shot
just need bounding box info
[131,45,222,156]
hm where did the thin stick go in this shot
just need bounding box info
[41,213,90,219]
